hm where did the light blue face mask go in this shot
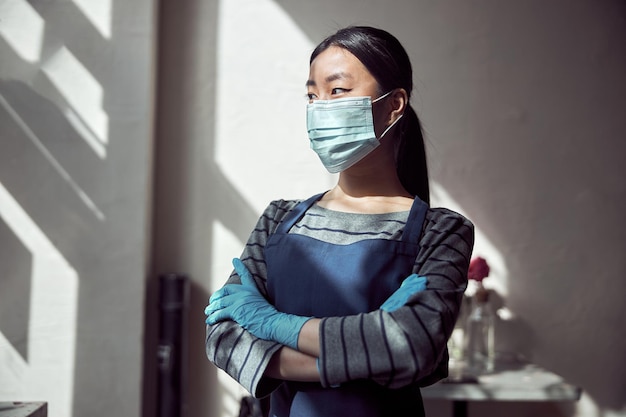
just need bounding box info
[306,91,403,173]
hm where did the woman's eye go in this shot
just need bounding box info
[331,88,349,95]
[306,92,317,101]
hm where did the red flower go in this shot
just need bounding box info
[468,256,490,282]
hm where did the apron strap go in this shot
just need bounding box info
[275,192,326,234]
[401,197,429,244]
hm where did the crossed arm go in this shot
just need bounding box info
[266,320,321,381]
[204,200,474,396]
[206,258,427,382]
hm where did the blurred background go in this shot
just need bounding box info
[0,0,624,416]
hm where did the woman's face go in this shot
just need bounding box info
[307,46,390,137]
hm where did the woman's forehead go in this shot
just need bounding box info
[308,46,371,84]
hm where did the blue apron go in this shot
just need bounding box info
[265,192,428,417]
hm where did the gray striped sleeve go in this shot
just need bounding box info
[205,199,300,397]
[318,208,474,388]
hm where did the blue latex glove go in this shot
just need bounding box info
[380,273,428,312]
[205,258,310,350]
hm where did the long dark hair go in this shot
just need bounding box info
[310,26,430,204]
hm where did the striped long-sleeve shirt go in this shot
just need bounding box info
[205,197,474,397]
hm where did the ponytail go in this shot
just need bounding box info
[397,105,430,204]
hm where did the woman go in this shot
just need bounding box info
[205,26,474,416]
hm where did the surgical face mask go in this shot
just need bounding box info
[306,91,403,173]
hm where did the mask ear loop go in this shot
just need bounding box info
[372,90,394,103]
[378,113,404,139]
[373,89,405,139]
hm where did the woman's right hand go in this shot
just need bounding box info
[205,258,310,350]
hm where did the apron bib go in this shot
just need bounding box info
[265,193,428,417]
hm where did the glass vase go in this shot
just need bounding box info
[464,282,495,375]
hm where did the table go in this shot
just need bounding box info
[421,361,582,417]
[0,403,47,417]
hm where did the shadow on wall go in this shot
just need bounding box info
[0,76,104,365]
[0,205,32,361]
[1,0,154,416]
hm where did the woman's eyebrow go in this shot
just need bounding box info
[305,72,353,87]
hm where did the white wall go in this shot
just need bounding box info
[0,0,156,416]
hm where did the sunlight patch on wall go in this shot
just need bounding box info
[72,0,112,39]
[0,0,44,63]
[41,45,109,155]
[0,182,78,417]
[0,0,110,161]
[0,332,28,387]
[210,219,241,291]
[215,0,333,215]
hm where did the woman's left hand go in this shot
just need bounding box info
[380,273,428,312]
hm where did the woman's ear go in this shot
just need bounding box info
[388,88,408,125]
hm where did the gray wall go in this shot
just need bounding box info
[0,0,155,416]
